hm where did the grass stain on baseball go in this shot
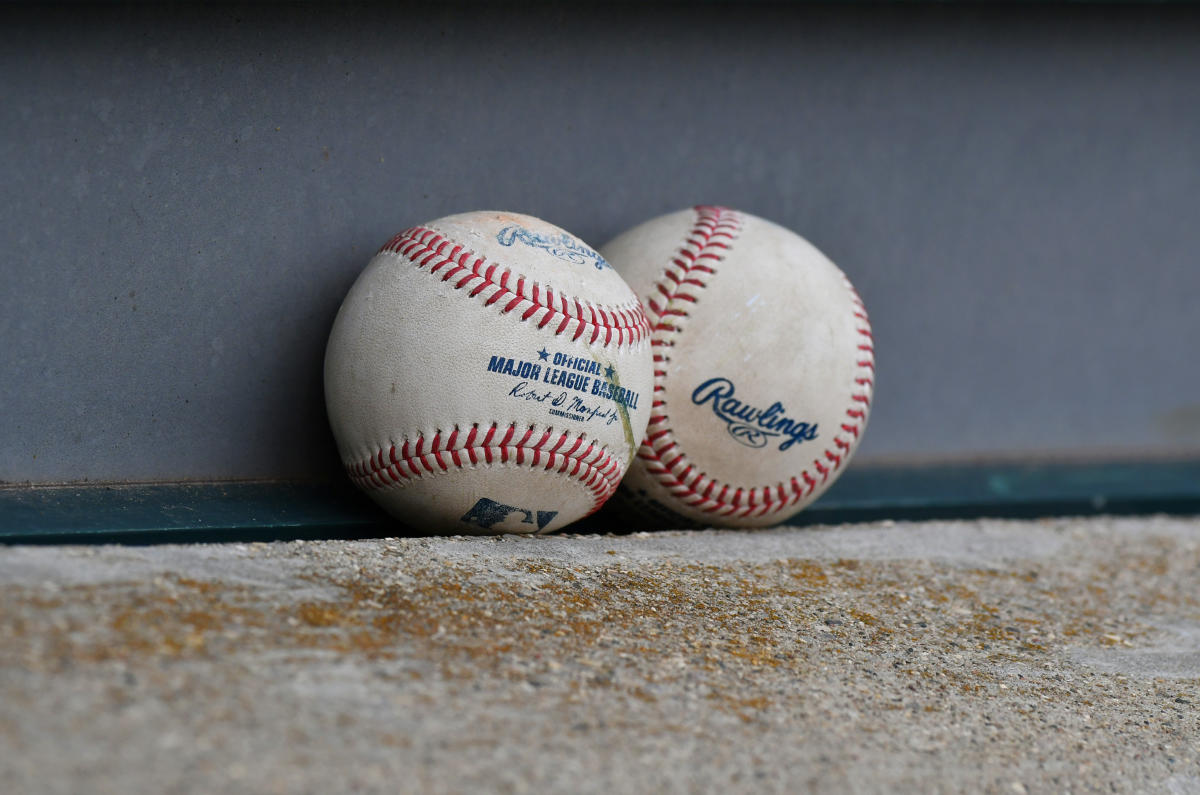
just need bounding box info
[593,353,637,465]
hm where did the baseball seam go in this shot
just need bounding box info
[346,423,624,516]
[637,205,875,520]
[381,226,651,348]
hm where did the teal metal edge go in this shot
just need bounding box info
[1,459,1198,545]
[0,482,391,545]
[785,459,1200,526]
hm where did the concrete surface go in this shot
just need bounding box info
[1,515,1199,793]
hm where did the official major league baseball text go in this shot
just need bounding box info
[325,211,654,535]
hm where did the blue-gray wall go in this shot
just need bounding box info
[3,3,1199,484]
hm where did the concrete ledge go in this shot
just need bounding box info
[2,516,1199,792]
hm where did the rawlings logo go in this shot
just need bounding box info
[691,377,818,451]
[496,225,610,270]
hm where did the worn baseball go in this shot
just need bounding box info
[599,206,874,528]
[325,211,653,534]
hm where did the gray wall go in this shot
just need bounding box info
[3,3,1200,484]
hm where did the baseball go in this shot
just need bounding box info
[324,211,653,534]
[598,206,874,528]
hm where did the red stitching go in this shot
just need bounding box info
[346,423,622,515]
[380,226,650,348]
[634,206,876,520]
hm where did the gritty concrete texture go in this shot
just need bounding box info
[2,516,1199,794]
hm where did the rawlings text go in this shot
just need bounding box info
[691,377,817,451]
[495,225,609,270]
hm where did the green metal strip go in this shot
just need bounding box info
[1,460,1198,545]
[0,482,389,545]
[787,459,1200,526]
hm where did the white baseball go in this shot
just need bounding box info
[599,206,874,527]
[325,211,654,535]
